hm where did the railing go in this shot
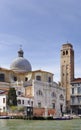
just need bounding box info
[71,94,81,97]
[10,80,32,88]
[0,82,10,88]
[70,102,81,106]
[23,80,32,87]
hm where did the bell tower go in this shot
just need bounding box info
[60,43,74,112]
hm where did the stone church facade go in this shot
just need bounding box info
[0,47,65,117]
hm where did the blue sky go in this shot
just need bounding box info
[0,0,81,82]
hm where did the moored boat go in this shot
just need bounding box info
[0,116,11,119]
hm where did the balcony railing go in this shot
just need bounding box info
[70,102,81,106]
[0,82,10,88]
[71,94,81,97]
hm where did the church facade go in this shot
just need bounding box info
[0,47,66,117]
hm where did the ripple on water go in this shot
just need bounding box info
[0,119,81,130]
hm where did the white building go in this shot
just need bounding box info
[0,94,7,112]
[32,79,65,117]
[70,78,81,114]
[17,96,33,107]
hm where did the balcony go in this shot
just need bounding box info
[71,103,81,106]
[0,82,10,88]
[23,80,32,87]
[71,94,81,97]
[71,101,81,106]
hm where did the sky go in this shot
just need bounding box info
[0,0,81,82]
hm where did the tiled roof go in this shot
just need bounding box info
[71,78,81,83]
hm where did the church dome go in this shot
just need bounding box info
[10,47,32,72]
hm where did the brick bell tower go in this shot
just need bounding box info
[60,43,74,112]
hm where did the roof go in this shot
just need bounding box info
[0,89,8,95]
[0,67,10,72]
[10,57,32,72]
[31,69,54,75]
[71,78,81,84]
[10,48,32,72]
[62,43,73,48]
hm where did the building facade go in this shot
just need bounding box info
[0,94,7,113]
[25,70,66,117]
[0,47,66,117]
[70,78,81,114]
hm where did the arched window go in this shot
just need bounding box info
[14,76,17,81]
[36,90,43,96]
[51,92,56,98]
[66,50,68,55]
[25,77,28,81]
[52,103,55,109]
[17,99,21,104]
[18,91,21,96]
[59,94,64,101]
[31,101,33,106]
[36,75,41,81]
[48,77,51,82]
[38,102,41,108]
[0,73,5,82]
[63,51,65,55]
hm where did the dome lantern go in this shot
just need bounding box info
[18,45,24,57]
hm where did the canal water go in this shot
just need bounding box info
[0,119,81,130]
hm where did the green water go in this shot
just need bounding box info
[0,119,81,130]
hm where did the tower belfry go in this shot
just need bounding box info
[60,43,74,111]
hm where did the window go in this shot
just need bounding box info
[36,90,43,96]
[48,77,51,83]
[63,51,65,55]
[36,76,41,81]
[22,100,24,104]
[66,50,68,55]
[25,77,28,81]
[14,76,17,81]
[72,97,75,104]
[78,97,81,103]
[3,98,5,103]
[18,91,21,96]
[0,74,5,82]
[51,92,56,98]
[52,103,55,109]
[38,102,41,108]
[3,107,5,112]
[60,94,64,101]
[17,100,21,104]
[28,100,30,105]
[77,87,81,94]
[31,101,33,106]
[72,88,74,94]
